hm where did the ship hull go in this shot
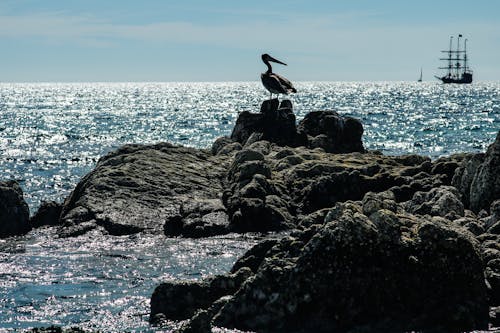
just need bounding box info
[437,73,473,84]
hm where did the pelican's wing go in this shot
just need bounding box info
[261,73,288,94]
[274,73,297,93]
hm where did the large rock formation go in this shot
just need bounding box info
[453,130,500,212]
[58,141,467,238]
[469,131,500,212]
[59,143,230,237]
[150,267,252,323]
[0,180,30,238]
[149,129,500,331]
[57,101,373,238]
[228,99,364,153]
[230,99,307,148]
[173,193,489,332]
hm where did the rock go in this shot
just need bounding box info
[470,131,500,212]
[298,110,365,153]
[0,180,30,238]
[230,111,264,145]
[225,145,458,225]
[244,140,272,155]
[230,100,307,148]
[394,154,431,167]
[30,201,63,228]
[227,196,294,233]
[244,132,264,147]
[490,306,500,328]
[452,130,500,212]
[404,185,465,220]
[59,143,229,236]
[476,233,500,307]
[230,239,278,273]
[176,309,212,333]
[211,136,235,155]
[486,266,500,306]
[211,197,488,332]
[58,220,101,238]
[489,221,500,235]
[464,221,486,236]
[483,200,500,228]
[218,142,243,156]
[177,296,233,333]
[224,147,297,233]
[233,149,265,164]
[452,153,485,207]
[149,267,252,322]
[164,199,230,238]
[362,190,399,216]
[430,155,464,185]
[298,208,330,228]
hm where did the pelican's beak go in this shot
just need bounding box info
[268,55,287,66]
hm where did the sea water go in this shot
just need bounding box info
[0,82,499,331]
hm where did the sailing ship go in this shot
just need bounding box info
[418,68,422,82]
[435,34,473,84]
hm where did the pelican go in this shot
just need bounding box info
[261,53,297,99]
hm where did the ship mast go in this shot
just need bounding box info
[456,34,462,78]
[439,36,453,78]
[464,38,468,73]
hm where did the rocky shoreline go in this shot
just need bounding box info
[1,99,499,332]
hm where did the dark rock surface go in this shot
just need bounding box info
[230,99,307,148]
[470,130,500,212]
[59,143,229,236]
[149,267,252,322]
[453,130,500,212]
[30,201,63,228]
[210,194,488,332]
[0,180,30,238]
[452,153,485,207]
[164,198,230,238]
[59,141,467,238]
[230,238,278,273]
[404,185,465,220]
[298,110,365,153]
[227,100,365,154]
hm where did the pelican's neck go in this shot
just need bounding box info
[263,59,272,74]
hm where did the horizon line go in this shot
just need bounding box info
[1,80,499,84]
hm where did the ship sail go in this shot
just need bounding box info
[435,34,473,84]
[418,68,422,82]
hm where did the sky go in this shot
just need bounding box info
[0,0,499,82]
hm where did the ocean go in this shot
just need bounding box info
[0,81,499,331]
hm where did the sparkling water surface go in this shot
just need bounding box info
[0,82,499,331]
[0,229,261,332]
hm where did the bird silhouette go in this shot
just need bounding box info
[260,54,297,100]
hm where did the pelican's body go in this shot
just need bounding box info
[261,54,296,99]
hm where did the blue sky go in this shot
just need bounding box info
[0,0,499,82]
